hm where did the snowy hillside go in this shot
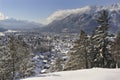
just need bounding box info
[21,68,120,80]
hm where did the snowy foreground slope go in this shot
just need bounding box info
[21,68,120,80]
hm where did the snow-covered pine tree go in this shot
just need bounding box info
[112,32,120,68]
[50,57,64,72]
[0,45,13,80]
[8,36,35,79]
[64,30,90,70]
[0,36,35,80]
[90,10,115,68]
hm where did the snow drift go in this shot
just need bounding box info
[21,68,120,80]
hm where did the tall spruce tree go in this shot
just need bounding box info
[90,10,115,68]
[113,32,120,68]
[64,30,90,70]
[0,45,12,80]
[50,57,64,72]
[8,36,35,79]
[0,36,35,80]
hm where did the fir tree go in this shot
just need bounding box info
[0,36,35,80]
[113,32,120,68]
[90,10,115,68]
[50,57,64,72]
[64,30,90,70]
[8,36,35,79]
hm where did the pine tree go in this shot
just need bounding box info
[64,30,90,70]
[0,46,11,80]
[113,32,120,68]
[50,57,64,72]
[90,10,115,68]
[0,36,35,80]
[8,36,35,79]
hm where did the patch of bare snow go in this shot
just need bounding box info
[21,68,120,80]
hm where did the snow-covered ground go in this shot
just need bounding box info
[5,30,18,33]
[21,68,120,80]
[0,32,5,36]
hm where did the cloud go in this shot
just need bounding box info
[0,12,8,20]
[45,6,91,24]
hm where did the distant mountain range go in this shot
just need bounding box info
[0,18,43,31]
[0,27,7,32]
[1,4,120,33]
[40,4,120,34]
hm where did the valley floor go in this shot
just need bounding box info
[21,68,120,80]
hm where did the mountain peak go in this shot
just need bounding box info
[46,6,92,24]
[46,4,120,24]
[41,4,120,33]
[109,3,120,11]
[111,3,120,8]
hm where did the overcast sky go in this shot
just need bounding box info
[0,0,120,23]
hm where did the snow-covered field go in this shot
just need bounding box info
[21,68,120,80]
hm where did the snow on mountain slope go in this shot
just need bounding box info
[0,18,43,29]
[46,6,91,24]
[45,4,120,24]
[41,4,120,33]
[21,68,120,80]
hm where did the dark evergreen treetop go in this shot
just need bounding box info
[97,10,109,32]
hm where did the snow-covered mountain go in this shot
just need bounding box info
[0,27,7,32]
[46,6,92,24]
[21,68,120,80]
[41,4,120,34]
[0,18,43,30]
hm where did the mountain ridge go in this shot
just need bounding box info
[0,18,43,30]
[40,4,120,34]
